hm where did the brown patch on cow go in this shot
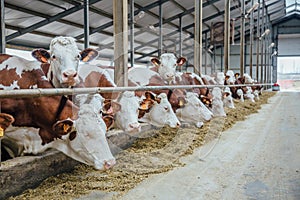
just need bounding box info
[41,63,50,75]
[84,71,119,100]
[0,54,12,64]
[0,68,20,87]
[0,113,15,131]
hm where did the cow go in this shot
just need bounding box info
[150,53,186,84]
[128,67,213,127]
[0,54,115,170]
[32,36,98,88]
[87,66,182,128]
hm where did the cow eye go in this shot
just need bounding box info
[76,54,81,60]
[164,106,169,111]
[52,55,56,59]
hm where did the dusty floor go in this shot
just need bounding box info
[9,92,276,200]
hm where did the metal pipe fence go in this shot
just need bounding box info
[0,83,273,99]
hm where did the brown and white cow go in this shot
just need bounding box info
[0,54,115,170]
[150,53,186,84]
[128,67,213,127]
[80,65,182,129]
[32,36,98,88]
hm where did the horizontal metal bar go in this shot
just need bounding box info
[0,84,272,99]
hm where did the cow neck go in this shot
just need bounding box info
[167,89,173,101]
[55,95,68,121]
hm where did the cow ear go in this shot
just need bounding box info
[32,49,50,63]
[145,91,156,100]
[111,101,121,113]
[52,119,74,136]
[102,115,114,130]
[178,97,186,107]
[151,58,160,66]
[177,57,186,66]
[0,113,15,132]
[80,48,99,62]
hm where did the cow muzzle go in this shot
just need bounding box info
[61,70,79,86]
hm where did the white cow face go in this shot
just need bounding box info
[114,91,141,133]
[215,72,225,85]
[225,70,235,85]
[223,87,235,109]
[139,93,181,128]
[176,92,213,128]
[32,36,98,88]
[211,87,226,117]
[243,73,254,84]
[151,53,186,83]
[53,104,116,170]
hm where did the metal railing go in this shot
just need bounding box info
[0,83,273,99]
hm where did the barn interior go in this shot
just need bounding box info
[1,0,300,87]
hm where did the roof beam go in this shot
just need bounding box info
[5,0,102,41]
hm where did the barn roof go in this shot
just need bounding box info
[2,0,298,64]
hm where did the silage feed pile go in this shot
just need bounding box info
[9,91,276,200]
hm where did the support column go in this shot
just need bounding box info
[84,0,89,49]
[194,0,203,76]
[240,0,245,76]
[260,0,265,83]
[249,0,254,77]
[158,2,163,57]
[0,0,5,53]
[130,0,135,67]
[113,0,128,87]
[256,0,261,81]
[204,32,207,74]
[224,0,230,73]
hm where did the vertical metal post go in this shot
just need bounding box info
[130,0,135,67]
[256,0,261,81]
[240,0,245,76]
[194,0,203,76]
[158,1,163,57]
[84,0,89,49]
[204,32,207,74]
[260,0,265,83]
[179,17,183,57]
[178,17,183,71]
[224,0,230,73]
[249,0,254,77]
[221,46,223,73]
[0,0,5,53]
[113,0,128,87]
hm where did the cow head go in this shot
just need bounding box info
[223,87,235,109]
[32,36,98,88]
[139,92,181,128]
[151,53,186,84]
[211,87,226,117]
[225,70,235,85]
[52,103,115,170]
[114,91,141,133]
[176,92,213,128]
[243,73,254,84]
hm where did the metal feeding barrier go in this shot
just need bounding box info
[0,83,272,98]
[0,83,273,167]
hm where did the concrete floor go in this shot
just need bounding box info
[119,92,300,200]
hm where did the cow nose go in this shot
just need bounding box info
[166,74,174,78]
[176,122,181,128]
[104,159,116,170]
[63,71,78,78]
[129,122,140,129]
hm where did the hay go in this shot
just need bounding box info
[9,92,276,200]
